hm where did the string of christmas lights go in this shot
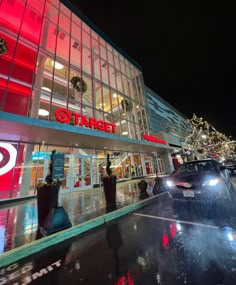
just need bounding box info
[185,114,236,160]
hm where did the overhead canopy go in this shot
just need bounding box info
[0,112,174,154]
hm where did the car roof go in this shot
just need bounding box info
[184,158,216,164]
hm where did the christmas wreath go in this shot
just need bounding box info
[121,99,133,112]
[0,37,8,56]
[70,76,87,93]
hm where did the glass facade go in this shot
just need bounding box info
[0,0,149,139]
[0,0,160,200]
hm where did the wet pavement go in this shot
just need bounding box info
[0,178,156,254]
[1,192,236,284]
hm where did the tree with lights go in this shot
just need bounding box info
[185,114,236,160]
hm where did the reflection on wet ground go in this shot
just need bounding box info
[2,192,236,284]
[0,179,156,254]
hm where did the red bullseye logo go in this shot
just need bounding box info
[0,143,17,176]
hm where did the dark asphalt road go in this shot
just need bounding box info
[2,194,236,285]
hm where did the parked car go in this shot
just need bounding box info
[166,159,235,204]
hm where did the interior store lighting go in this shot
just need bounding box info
[38,109,49,116]
[51,60,64,70]
[42,87,51,92]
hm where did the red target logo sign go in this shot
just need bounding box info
[0,143,17,176]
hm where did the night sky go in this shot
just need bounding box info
[70,1,235,138]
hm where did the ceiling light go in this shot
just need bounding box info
[122,131,128,135]
[75,144,78,146]
[42,87,51,92]
[99,103,106,107]
[51,60,64,70]
[38,109,49,116]
[113,93,117,98]
[136,105,139,109]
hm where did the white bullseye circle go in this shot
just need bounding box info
[0,143,17,176]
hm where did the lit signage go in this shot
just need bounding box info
[143,134,167,145]
[0,143,17,176]
[55,108,117,134]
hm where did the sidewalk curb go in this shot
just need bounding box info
[0,192,169,267]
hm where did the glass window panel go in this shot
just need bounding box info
[125,64,131,78]
[92,53,100,80]
[100,43,106,60]
[107,51,114,66]
[70,36,82,70]
[95,81,102,110]
[4,85,31,116]
[38,100,50,121]
[121,121,129,137]
[91,37,99,54]
[99,37,106,46]
[11,41,37,85]
[103,86,111,113]
[113,116,122,136]
[27,0,45,13]
[84,105,94,119]
[82,46,91,75]
[44,1,59,24]
[120,59,126,74]
[107,43,112,52]
[114,55,120,70]
[21,5,42,44]
[82,22,90,33]
[82,29,91,49]
[60,2,70,15]
[132,66,138,80]
[40,20,57,54]
[109,65,116,89]
[82,75,92,107]
[71,18,81,41]
[94,108,104,122]
[111,91,120,117]
[101,59,109,85]
[17,143,39,198]
[69,69,81,103]
[113,49,118,57]
[58,10,70,34]
[115,71,123,93]
[122,76,129,97]
[0,35,17,77]
[52,66,69,98]
[91,30,99,40]
[0,0,25,35]
[118,95,126,119]
[56,31,70,62]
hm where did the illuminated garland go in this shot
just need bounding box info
[70,76,87,93]
[0,37,8,56]
[185,113,236,159]
[121,99,133,112]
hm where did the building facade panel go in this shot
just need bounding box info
[0,0,173,200]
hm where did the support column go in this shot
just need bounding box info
[140,153,146,176]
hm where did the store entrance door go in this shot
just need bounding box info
[63,155,93,192]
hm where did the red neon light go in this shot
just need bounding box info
[55,108,117,134]
[162,232,169,249]
[143,134,167,145]
[170,224,177,238]
[115,272,134,285]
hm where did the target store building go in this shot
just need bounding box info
[0,0,173,202]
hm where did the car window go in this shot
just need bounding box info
[177,161,215,173]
